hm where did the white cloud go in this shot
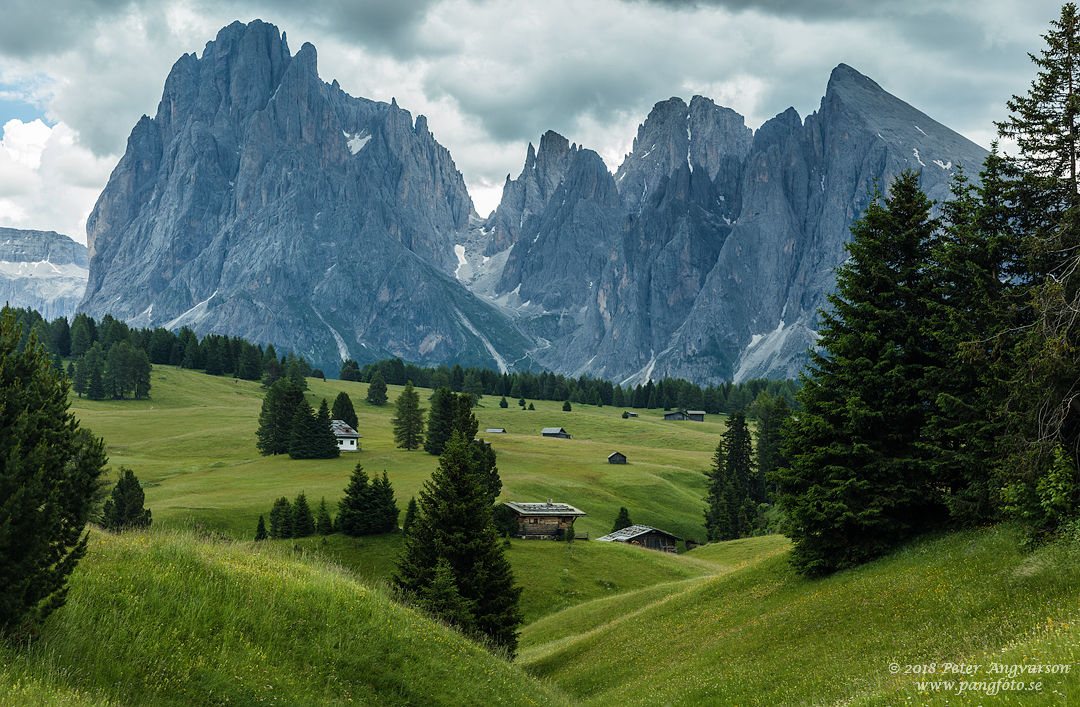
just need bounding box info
[0,0,1068,237]
[0,119,116,242]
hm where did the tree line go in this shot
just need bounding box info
[342,355,798,415]
[254,466,398,540]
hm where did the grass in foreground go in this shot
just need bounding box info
[523,524,1080,706]
[1,529,569,707]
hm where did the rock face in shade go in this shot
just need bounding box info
[79,20,528,374]
[80,21,987,384]
[462,64,987,384]
[0,228,88,321]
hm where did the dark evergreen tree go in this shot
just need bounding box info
[254,515,268,541]
[562,400,572,412]
[337,463,374,536]
[288,398,321,459]
[612,507,633,533]
[403,497,418,535]
[332,391,359,430]
[366,370,389,405]
[416,558,476,630]
[316,497,334,535]
[425,387,458,456]
[998,3,1080,186]
[255,379,305,456]
[339,359,361,381]
[314,399,340,459]
[394,433,523,654]
[0,309,108,632]
[102,467,152,531]
[371,472,400,533]
[292,492,316,538]
[70,314,91,357]
[85,343,106,400]
[269,497,293,539]
[392,382,426,451]
[499,396,508,408]
[773,172,943,576]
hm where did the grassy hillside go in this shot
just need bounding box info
[0,530,568,707]
[70,367,718,542]
[522,524,1080,706]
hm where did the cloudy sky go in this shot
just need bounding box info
[0,0,1063,244]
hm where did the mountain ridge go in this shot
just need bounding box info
[75,20,988,383]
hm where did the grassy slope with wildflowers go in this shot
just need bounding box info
[1,530,569,707]
[522,524,1080,707]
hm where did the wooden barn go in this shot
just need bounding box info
[503,501,587,539]
[485,428,507,434]
[625,411,638,417]
[595,524,682,553]
[541,427,571,439]
[608,451,627,464]
[330,419,361,452]
[663,411,688,421]
[687,410,706,421]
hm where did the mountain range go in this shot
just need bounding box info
[74,19,987,384]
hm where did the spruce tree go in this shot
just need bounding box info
[269,497,293,539]
[402,497,418,535]
[316,497,334,535]
[998,2,1080,186]
[0,309,108,632]
[331,391,359,430]
[371,472,400,533]
[314,399,340,459]
[102,467,152,531]
[392,382,426,451]
[773,171,943,576]
[256,379,304,456]
[337,463,374,537]
[499,396,508,408]
[424,387,458,455]
[417,558,476,630]
[255,515,268,541]
[288,398,320,459]
[366,370,389,406]
[292,492,316,538]
[394,433,522,654]
[612,507,633,533]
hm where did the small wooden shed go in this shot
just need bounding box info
[595,524,682,553]
[485,428,507,434]
[504,501,587,539]
[541,427,571,439]
[608,451,627,464]
[625,411,638,418]
[663,410,688,421]
[687,410,706,422]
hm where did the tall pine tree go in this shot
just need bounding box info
[394,433,522,654]
[774,171,944,575]
[392,382,426,451]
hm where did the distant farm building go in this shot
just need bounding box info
[541,427,571,439]
[625,411,638,417]
[596,524,681,553]
[608,451,627,464]
[504,501,587,540]
[485,428,507,434]
[331,419,361,452]
[663,411,688,421]
[687,410,706,421]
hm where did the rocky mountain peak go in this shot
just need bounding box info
[481,129,576,255]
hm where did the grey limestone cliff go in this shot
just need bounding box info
[80,20,526,373]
